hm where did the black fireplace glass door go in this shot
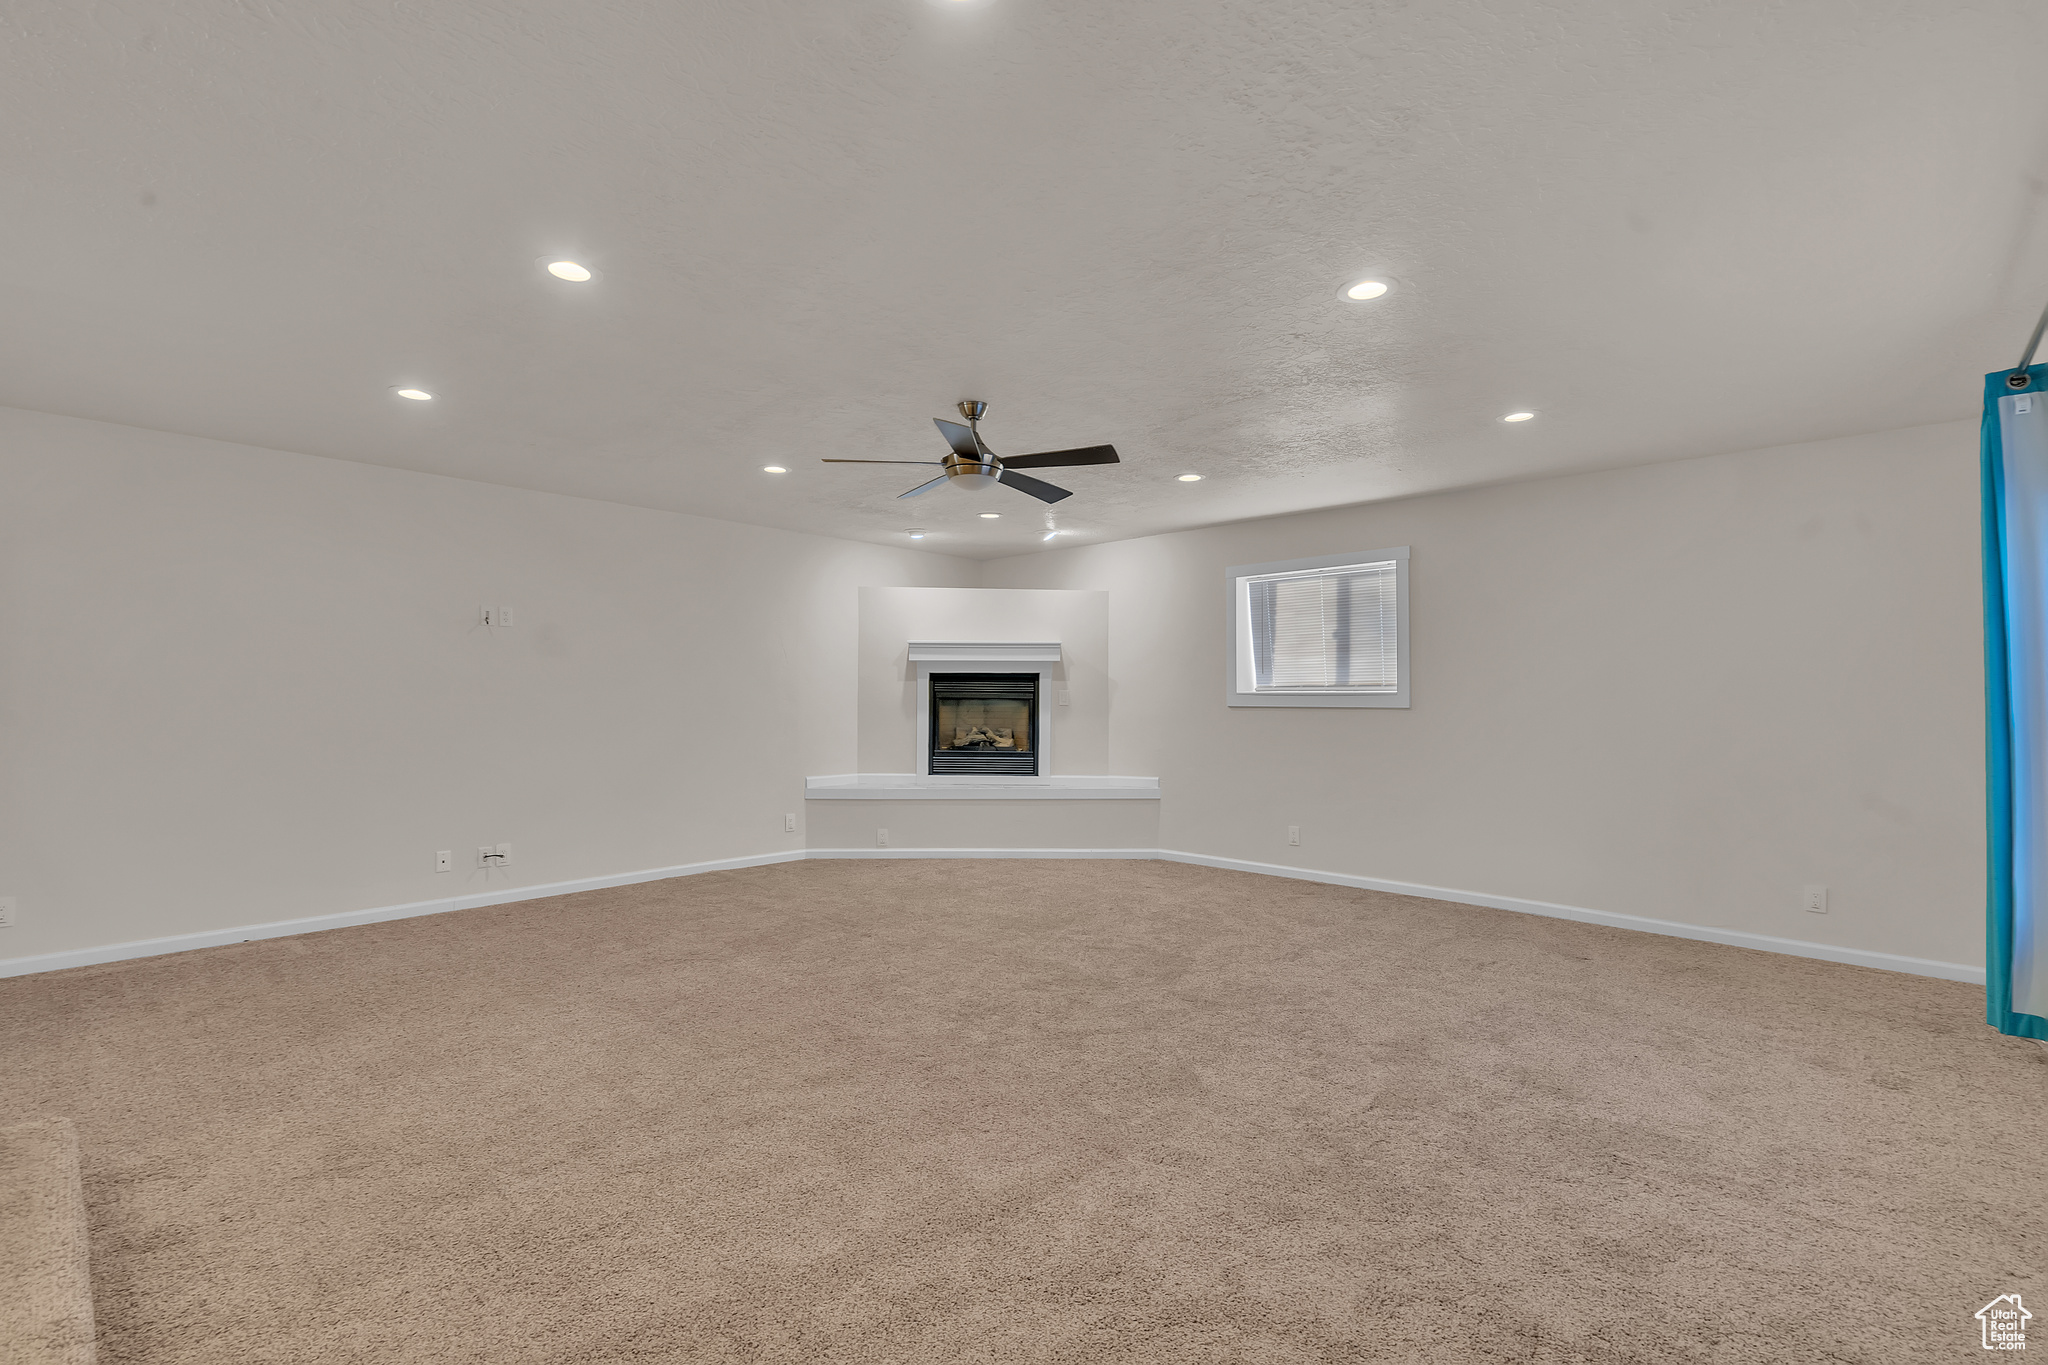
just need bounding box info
[929,673,1039,775]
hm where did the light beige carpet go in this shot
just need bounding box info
[2,860,2042,1363]
[0,1117,97,1365]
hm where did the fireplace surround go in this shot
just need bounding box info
[907,641,1061,778]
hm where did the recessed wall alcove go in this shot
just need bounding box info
[802,586,1161,850]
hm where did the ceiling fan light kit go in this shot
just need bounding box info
[821,401,1121,507]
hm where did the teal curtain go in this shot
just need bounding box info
[1984,363,2048,1039]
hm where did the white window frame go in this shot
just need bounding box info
[1225,547,1410,708]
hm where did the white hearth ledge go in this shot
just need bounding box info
[806,774,1160,800]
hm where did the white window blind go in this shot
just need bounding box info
[1246,560,1399,691]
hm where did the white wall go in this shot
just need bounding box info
[0,407,975,961]
[983,421,1985,968]
[804,799,1160,852]
[3,407,1988,971]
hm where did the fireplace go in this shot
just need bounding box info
[928,673,1040,775]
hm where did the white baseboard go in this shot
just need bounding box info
[1151,849,1985,984]
[805,847,1159,859]
[2,845,1983,986]
[0,850,807,979]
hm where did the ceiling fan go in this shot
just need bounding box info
[822,400,1120,503]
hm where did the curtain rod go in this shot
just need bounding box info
[2010,299,2048,388]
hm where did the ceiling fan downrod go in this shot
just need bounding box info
[957,399,991,455]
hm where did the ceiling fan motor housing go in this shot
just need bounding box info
[943,452,1000,488]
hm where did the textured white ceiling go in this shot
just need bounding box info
[5,0,2047,557]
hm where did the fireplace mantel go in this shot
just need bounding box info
[805,774,1160,800]
[907,641,1062,664]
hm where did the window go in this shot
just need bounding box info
[1225,548,1409,708]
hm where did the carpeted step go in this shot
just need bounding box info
[0,1118,96,1365]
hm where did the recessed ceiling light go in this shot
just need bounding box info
[1042,530,1059,541]
[536,257,603,282]
[762,465,788,473]
[1502,411,1536,422]
[1344,279,1390,301]
[393,388,433,401]
[1177,473,1203,482]
[906,529,926,539]
[979,512,1001,519]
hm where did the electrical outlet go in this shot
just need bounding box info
[497,605,515,627]
[1288,825,1300,847]
[480,605,494,626]
[784,813,797,833]
[1803,884,1828,914]
[480,605,516,627]
[0,897,15,927]
[876,827,889,848]
[495,842,512,865]
[477,845,498,869]
[436,850,452,873]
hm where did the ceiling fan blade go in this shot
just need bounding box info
[897,474,951,499]
[821,459,944,464]
[997,444,1119,470]
[997,469,1073,504]
[933,419,987,459]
